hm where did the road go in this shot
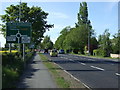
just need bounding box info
[44,53,120,89]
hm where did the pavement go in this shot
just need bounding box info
[17,53,57,88]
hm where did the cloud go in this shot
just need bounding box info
[50,12,69,19]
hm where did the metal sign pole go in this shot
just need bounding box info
[19,0,25,67]
[23,44,25,67]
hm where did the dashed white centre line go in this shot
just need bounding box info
[81,63,86,65]
[90,66,105,71]
[69,59,74,61]
[116,73,120,76]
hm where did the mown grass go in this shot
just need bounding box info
[39,53,70,88]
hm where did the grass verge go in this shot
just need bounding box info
[39,53,70,88]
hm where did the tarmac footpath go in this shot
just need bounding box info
[17,53,57,88]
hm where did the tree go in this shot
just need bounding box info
[1,3,53,47]
[75,2,92,29]
[41,35,53,49]
[111,29,120,54]
[54,26,71,49]
[63,26,89,54]
[55,2,96,54]
[98,29,112,56]
[75,2,94,54]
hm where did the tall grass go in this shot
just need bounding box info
[2,51,35,88]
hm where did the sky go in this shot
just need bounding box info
[0,0,118,47]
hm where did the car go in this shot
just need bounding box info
[50,49,58,57]
[58,49,65,54]
[44,49,48,53]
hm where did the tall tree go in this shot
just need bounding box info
[75,2,92,29]
[1,3,53,46]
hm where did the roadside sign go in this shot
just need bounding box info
[6,22,32,43]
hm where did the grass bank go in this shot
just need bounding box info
[2,51,35,88]
[39,53,70,88]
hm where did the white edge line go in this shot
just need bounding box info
[90,66,105,71]
[116,73,120,76]
[51,60,91,90]
[69,59,74,61]
[81,63,86,65]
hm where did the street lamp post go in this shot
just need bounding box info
[88,27,90,55]
[86,21,90,56]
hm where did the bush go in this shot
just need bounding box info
[93,49,107,57]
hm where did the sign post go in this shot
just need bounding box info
[6,22,32,68]
[6,22,32,43]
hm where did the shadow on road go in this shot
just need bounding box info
[52,59,119,65]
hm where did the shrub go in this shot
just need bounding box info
[93,49,107,57]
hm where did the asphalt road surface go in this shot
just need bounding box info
[44,53,120,89]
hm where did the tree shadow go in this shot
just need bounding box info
[16,54,40,88]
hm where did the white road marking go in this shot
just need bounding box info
[81,63,86,65]
[116,73,120,76]
[90,66,105,71]
[88,58,95,61]
[65,57,68,59]
[69,59,73,61]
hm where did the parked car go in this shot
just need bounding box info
[58,49,65,54]
[50,49,58,57]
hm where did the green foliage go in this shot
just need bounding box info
[2,51,35,88]
[1,3,53,46]
[54,26,71,49]
[41,35,53,49]
[75,2,92,30]
[111,30,120,54]
[98,29,112,57]
[93,49,106,57]
[54,2,97,54]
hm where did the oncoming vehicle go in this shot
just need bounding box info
[50,49,58,57]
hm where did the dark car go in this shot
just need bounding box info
[44,49,48,53]
[58,49,65,54]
